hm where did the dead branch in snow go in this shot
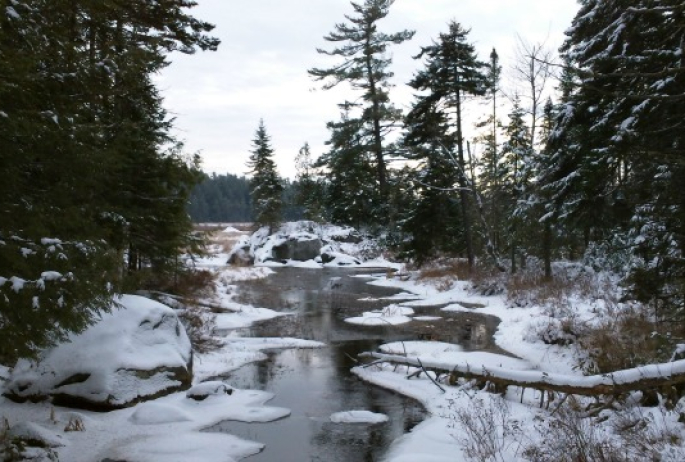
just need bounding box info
[359,352,685,407]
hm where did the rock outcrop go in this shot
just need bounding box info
[4,295,193,411]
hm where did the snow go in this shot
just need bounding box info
[330,410,389,424]
[229,221,402,269]
[344,304,415,326]
[0,242,322,461]
[5,225,685,461]
[222,226,241,233]
[6,295,192,406]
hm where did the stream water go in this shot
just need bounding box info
[210,268,502,461]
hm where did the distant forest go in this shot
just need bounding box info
[188,173,302,223]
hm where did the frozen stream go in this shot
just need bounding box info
[210,268,501,461]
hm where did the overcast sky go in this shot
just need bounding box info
[157,0,580,179]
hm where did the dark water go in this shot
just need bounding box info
[210,268,501,461]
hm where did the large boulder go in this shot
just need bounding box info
[271,236,322,261]
[4,295,193,411]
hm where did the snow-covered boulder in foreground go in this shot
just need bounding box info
[4,295,193,411]
[228,221,377,266]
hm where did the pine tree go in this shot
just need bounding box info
[405,21,487,268]
[295,142,325,222]
[501,96,534,273]
[401,105,462,264]
[308,0,414,204]
[247,120,283,233]
[316,105,377,228]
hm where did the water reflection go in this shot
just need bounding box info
[210,268,501,461]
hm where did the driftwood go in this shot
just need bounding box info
[359,352,685,405]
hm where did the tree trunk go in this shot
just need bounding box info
[455,87,474,269]
[543,218,552,279]
[360,352,685,399]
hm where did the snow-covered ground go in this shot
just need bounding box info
[3,224,685,461]
[345,269,685,461]
[0,227,325,462]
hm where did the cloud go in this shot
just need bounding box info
[158,0,580,179]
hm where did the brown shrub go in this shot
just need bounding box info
[417,258,498,292]
[578,306,668,374]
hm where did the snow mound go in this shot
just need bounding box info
[8,422,68,448]
[344,305,414,326]
[222,226,241,233]
[330,410,389,424]
[186,381,234,401]
[4,295,193,410]
[111,432,263,462]
[129,402,194,425]
[380,341,462,357]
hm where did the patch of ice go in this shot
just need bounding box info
[330,410,389,424]
[413,316,442,321]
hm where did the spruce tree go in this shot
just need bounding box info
[475,48,505,254]
[0,0,217,362]
[295,142,325,222]
[501,96,533,273]
[545,0,685,319]
[401,104,462,264]
[405,21,487,268]
[308,0,414,203]
[316,106,377,228]
[247,120,283,233]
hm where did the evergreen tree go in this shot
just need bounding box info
[308,0,414,203]
[501,96,533,273]
[475,48,506,254]
[316,105,377,228]
[247,120,283,232]
[0,0,217,362]
[295,142,325,222]
[401,104,462,264]
[544,0,685,318]
[405,21,487,268]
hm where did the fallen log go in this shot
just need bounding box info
[359,352,685,400]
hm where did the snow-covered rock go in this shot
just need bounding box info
[227,235,254,265]
[185,381,234,401]
[272,236,322,261]
[7,422,68,448]
[228,221,376,266]
[4,295,193,411]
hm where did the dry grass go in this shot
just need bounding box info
[172,269,216,298]
[417,258,498,292]
[578,306,668,374]
[64,416,85,432]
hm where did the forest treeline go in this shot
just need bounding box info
[187,173,302,223]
